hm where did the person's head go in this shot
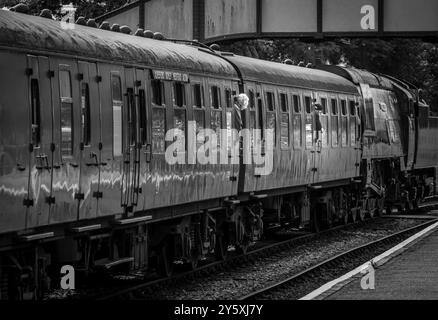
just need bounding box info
[236,93,249,110]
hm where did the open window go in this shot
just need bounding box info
[292,94,302,148]
[266,91,275,111]
[173,82,186,107]
[81,83,91,146]
[151,79,165,106]
[192,83,204,108]
[211,85,221,109]
[30,79,41,147]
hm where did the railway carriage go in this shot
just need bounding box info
[0,9,437,299]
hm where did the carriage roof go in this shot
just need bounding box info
[0,10,237,78]
[225,54,359,95]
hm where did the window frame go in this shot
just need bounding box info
[210,85,222,110]
[80,82,91,146]
[111,72,123,157]
[292,92,303,149]
[192,83,205,109]
[330,97,339,148]
[59,65,74,159]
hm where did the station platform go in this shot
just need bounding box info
[303,220,438,300]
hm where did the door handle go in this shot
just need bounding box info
[16,164,26,171]
[69,162,79,168]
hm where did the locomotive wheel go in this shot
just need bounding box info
[215,233,228,261]
[351,208,358,223]
[237,241,249,255]
[188,256,199,270]
[157,240,174,277]
[368,199,376,218]
[342,210,349,225]
[376,198,384,216]
[359,209,366,221]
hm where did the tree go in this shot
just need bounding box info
[0,0,132,19]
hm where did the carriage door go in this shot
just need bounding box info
[303,92,315,183]
[25,55,53,228]
[254,84,265,190]
[77,61,101,220]
[406,97,416,169]
[45,60,81,224]
[350,97,362,177]
[121,68,138,216]
[133,68,146,211]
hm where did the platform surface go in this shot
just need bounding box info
[325,228,438,300]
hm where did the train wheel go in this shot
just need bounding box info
[157,240,174,277]
[368,199,376,218]
[351,208,358,223]
[188,256,199,270]
[359,209,366,221]
[341,209,349,225]
[215,233,228,261]
[376,198,384,216]
[237,241,249,255]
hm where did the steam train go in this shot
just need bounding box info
[0,9,437,299]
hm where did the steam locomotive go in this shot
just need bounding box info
[0,9,437,299]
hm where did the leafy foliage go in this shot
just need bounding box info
[0,0,132,18]
[1,1,436,110]
[221,38,438,111]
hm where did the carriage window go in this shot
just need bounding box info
[266,91,275,111]
[194,109,205,150]
[249,109,256,148]
[111,74,123,157]
[248,90,255,109]
[152,108,166,153]
[225,88,232,109]
[331,115,339,147]
[151,79,165,106]
[293,94,301,113]
[280,113,289,149]
[349,100,356,116]
[211,86,221,109]
[211,110,222,147]
[138,89,147,145]
[341,117,348,146]
[293,114,302,147]
[173,82,186,107]
[331,99,338,115]
[60,69,73,157]
[30,79,41,147]
[173,109,186,151]
[193,84,204,108]
[321,116,328,146]
[267,112,276,146]
[321,98,328,114]
[279,93,288,112]
[305,113,313,148]
[127,88,136,146]
[81,83,91,146]
[60,69,72,99]
[305,96,312,114]
[341,100,347,116]
[350,116,357,146]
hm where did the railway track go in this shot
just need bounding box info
[239,217,437,300]
[94,221,363,300]
[46,197,437,300]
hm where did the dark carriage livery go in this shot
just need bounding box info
[0,10,437,299]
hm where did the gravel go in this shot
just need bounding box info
[137,218,427,300]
